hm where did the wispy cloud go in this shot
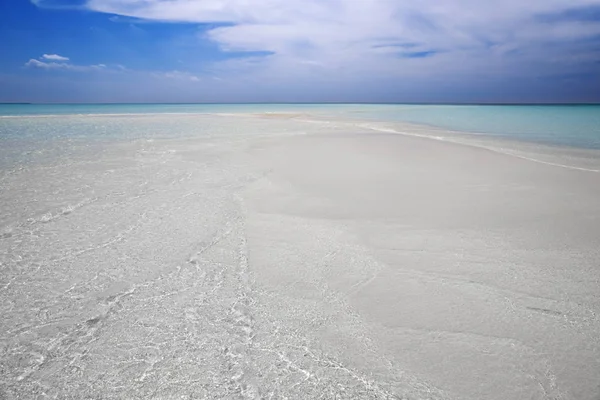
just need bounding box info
[24,55,201,83]
[70,0,600,80]
[156,70,201,82]
[25,58,107,72]
[42,54,69,61]
[27,0,600,101]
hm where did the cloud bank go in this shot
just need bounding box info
[28,0,600,101]
[79,0,600,76]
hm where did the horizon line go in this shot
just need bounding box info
[2,102,599,106]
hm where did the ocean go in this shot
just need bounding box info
[2,103,600,149]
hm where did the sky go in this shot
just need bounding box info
[1,0,599,103]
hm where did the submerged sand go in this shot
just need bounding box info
[1,113,599,399]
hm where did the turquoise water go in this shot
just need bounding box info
[0,103,329,116]
[351,104,600,149]
[1,103,599,149]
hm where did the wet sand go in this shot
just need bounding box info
[1,114,599,399]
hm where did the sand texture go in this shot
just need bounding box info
[1,114,599,399]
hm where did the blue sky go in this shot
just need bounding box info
[1,0,600,103]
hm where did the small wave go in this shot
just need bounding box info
[32,200,94,224]
[1,197,98,240]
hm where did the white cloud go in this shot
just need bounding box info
[78,0,600,81]
[25,58,107,72]
[28,0,600,100]
[157,70,201,82]
[42,54,69,62]
[25,57,202,84]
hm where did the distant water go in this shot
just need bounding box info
[1,103,599,149]
[0,103,322,116]
[349,104,600,149]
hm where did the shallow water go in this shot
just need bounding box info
[349,104,600,149]
[1,111,600,399]
[2,103,600,149]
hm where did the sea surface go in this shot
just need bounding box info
[2,103,600,149]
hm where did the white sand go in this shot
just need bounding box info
[243,127,600,399]
[1,114,599,399]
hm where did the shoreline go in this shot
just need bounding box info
[3,108,600,154]
[1,104,599,149]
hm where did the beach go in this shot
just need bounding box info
[1,111,599,399]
